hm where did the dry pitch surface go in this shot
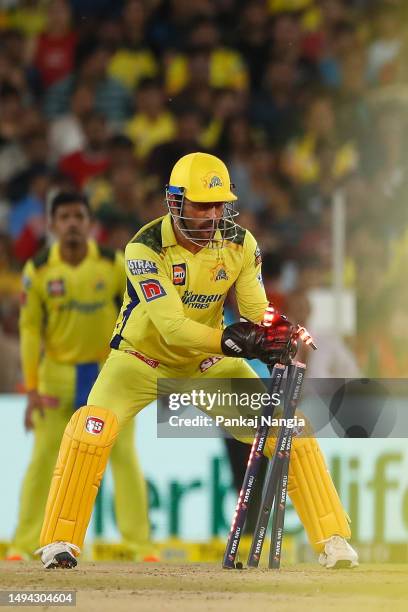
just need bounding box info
[0,561,407,612]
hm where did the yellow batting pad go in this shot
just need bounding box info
[266,435,351,552]
[40,406,118,551]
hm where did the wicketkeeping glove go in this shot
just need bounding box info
[221,314,297,365]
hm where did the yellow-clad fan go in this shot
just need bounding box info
[37,155,358,570]
[8,192,153,562]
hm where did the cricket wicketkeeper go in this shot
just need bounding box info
[36,153,358,569]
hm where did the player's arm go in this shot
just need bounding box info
[234,230,268,323]
[125,243,223,353]
[19,261,43,391]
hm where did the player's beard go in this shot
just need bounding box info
[180,218,218,244]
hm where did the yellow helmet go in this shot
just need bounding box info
[169,152,237,202]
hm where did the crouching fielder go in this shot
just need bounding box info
[37,152,358,569]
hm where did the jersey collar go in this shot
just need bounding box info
[49,239,98,264]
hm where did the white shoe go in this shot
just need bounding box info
[35,542,80,569]
[318,535,359,569]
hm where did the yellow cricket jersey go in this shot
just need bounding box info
[110,214,268,366]
[20,240,125,390]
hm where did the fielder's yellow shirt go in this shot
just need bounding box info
[20,240,125,390]
[110,214,268,366]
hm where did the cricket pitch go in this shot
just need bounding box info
[0,561,407,612]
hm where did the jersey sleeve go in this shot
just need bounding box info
[19,261,43,391]
[125,242,223,353]
[234,230,268,323]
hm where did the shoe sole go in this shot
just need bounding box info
[46,552,77,569]
[327,559,358,569]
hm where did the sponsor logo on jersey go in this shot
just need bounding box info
[172,263,186,285]
[254,246,262,267]
[181,290,223,309]
[215,267,228,281]
[59,300,105,313]
[210,262,229,282]
[95,279,106,291]
[202,171,224,189]
[140,279,166,302]
[85,416,105,435]
[47,278,65,297]
[127,259,158,276]
[199,356,222,372]
[124,349,159,368]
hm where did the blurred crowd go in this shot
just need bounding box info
[1,0,408,389]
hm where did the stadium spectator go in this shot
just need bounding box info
[281,93,358,185]
[7,0,48,37]
[0,28,34,97]
[44,42,132,126]
[48,83,95,162]
[148,0,217,53]
[125,78,176,160]
[165,17,249,95]
[8,165,50,262]
[218,115,259,195]
[5,124,51,206]
[269,11,318,86]
[367,4,403,85]
[318,22,360,90]
[58,111,110,188]
[93,163,146,242]
[250,58,301,147]
[0,86,31,185]
[146,106,205,186]
[107,0,158,91]
[32,0,77,90]
[236,0,271,92]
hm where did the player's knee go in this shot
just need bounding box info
[66,405,119,446]
[111,431,134,463]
